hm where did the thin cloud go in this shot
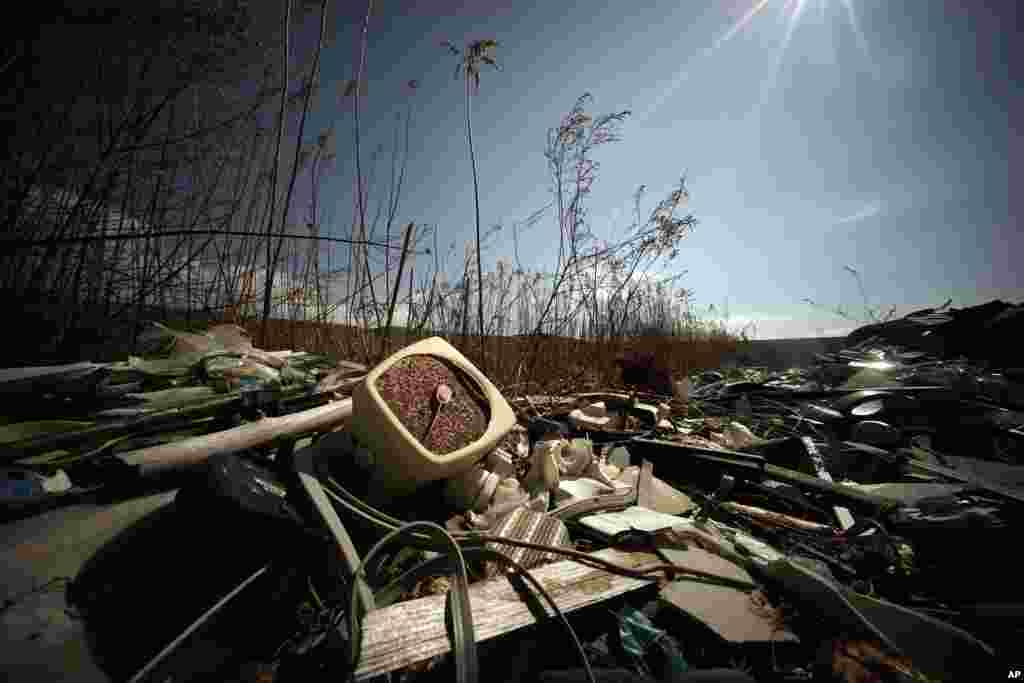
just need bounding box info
[835,200,883,225]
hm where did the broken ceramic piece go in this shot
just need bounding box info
[606,445,631,468]
[524,439,563,493]
[485,448,517,479]
[568,401,613,430]
[560,438,594,477]
[557,477,615,502]
[444,466,501,513]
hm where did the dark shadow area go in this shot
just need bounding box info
[65,461,332,682]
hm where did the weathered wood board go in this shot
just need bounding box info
[355,548,659,680]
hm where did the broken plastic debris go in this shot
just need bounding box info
[485,448,517,479]
[40,469,72,494]
[578,505,682,536]
[444,466,501,513]
[560,438,594,477]
[557,477,616,501]
[524,439,564,494]
[606,445,631,468]
[568,401,613,430]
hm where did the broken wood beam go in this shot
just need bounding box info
[119,399,353,476]
[720,501,836,534]
[354,548,659,680]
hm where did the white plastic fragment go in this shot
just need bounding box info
[568,401,612,430]
[524,439,563,493]
[560,438,594,477]
[444,467,502,513]
[41,469,72,494]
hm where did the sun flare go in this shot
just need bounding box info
[717,0,872,66]
[638,0,872,124]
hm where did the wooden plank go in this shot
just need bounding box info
[119,398,353,476]
[355,548,659,680]
[720,501,835,533]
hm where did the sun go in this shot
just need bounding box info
[637,0,873,125]
[724,0,872,66]
[720,0,876,107]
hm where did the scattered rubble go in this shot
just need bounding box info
[3,303,1023,682]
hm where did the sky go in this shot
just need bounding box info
[283,0,1018,338]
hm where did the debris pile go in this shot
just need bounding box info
[3,303,1022,682]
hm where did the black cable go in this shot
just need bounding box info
[322,475,743,586]
[127,565,270,683]
[471,534,757,589]
[371,545,596,683]
[486,551,596,683]
[347,521,477,683]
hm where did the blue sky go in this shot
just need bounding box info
[287,0,1018,338]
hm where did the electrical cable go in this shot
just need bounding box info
[486,550,596,683]
[322,474,752,587]
[295,449,375,616]
[369,545,596,683]
[326,475,407,528]
[126,564,269,683]
[469,533,758,589]
[348,521,477,683]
